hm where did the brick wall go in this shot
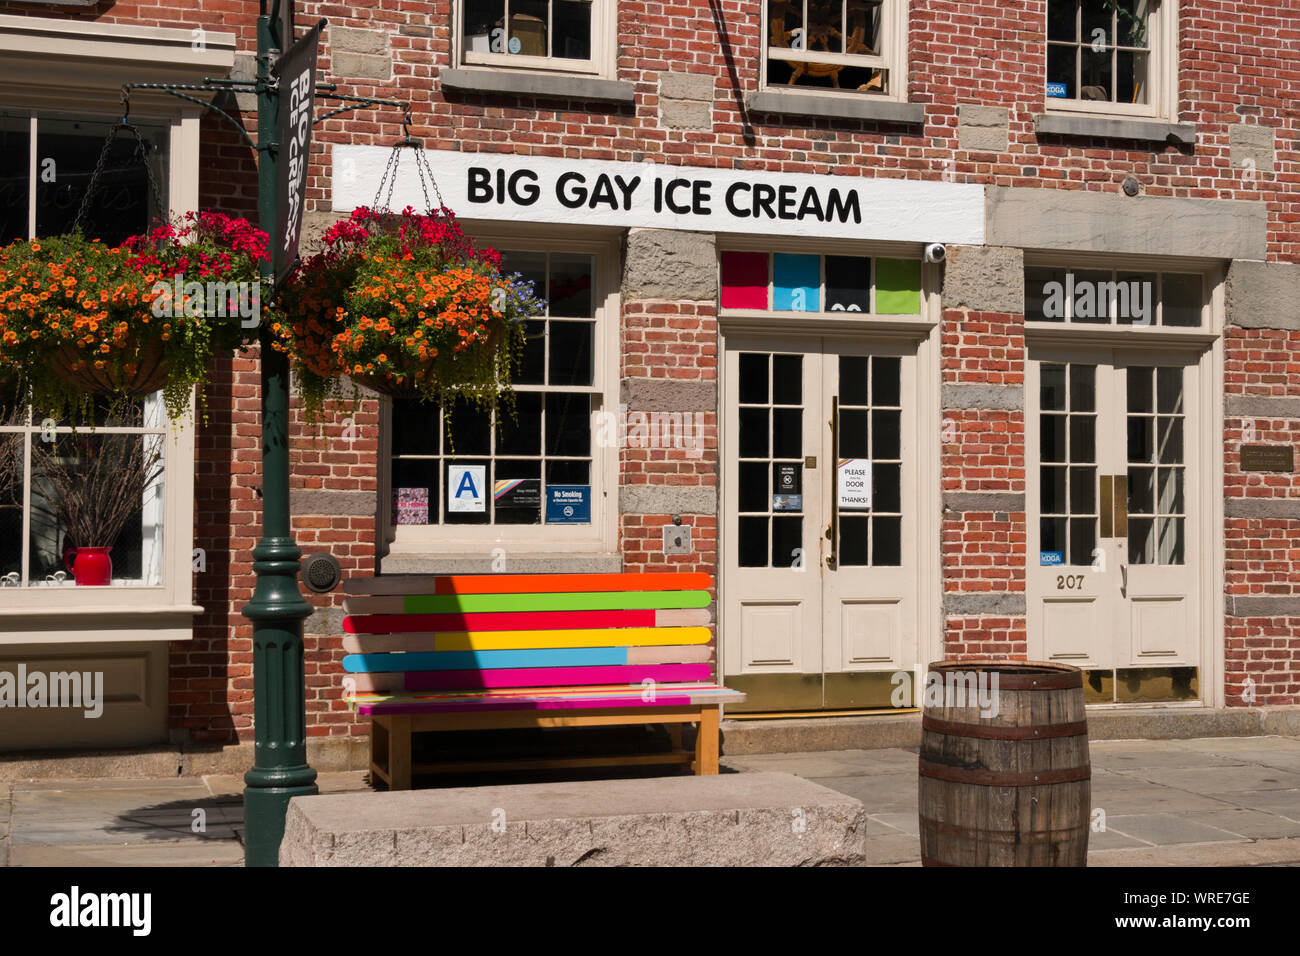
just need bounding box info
[5,0,1297,735]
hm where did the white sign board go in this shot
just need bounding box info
[837,459,872,510]
[333,146,986,244]
[447,465,486,513]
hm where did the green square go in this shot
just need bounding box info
[875,259,922,315]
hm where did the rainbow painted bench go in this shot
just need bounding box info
[341,572,745,790]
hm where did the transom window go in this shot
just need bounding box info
[390,250,596,528]
[459,0,608,76]
[1045,0,1175,117]
[1025,267,1205,328]
[720,251,922,316]
[762,0,905,98]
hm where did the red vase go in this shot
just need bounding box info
[64,547,113,586]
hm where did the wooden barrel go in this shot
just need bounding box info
[919,660,1090,867]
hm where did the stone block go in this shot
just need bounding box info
[331,26,390,56]
[958,104,1008,152]
[661,98,713,130]
[986,187,1266,260]
[619,485,717,515]
[280,772,867,866]
[1230,123,1275,173]
[941,245,1024,313]
[1225,259,1300,330]
[623,228,718,300]
[332,51,391,81]
[659,71,716,101]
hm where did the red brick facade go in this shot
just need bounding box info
[3,0,1297,748]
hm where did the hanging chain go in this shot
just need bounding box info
[370,109,445,215]
[71,91,167,237]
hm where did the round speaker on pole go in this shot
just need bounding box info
[301,553,342,593]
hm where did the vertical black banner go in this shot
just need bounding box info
[272,19,325,283]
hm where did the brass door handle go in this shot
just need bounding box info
[1100,474,1129,538]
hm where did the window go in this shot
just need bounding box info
[720,250,922,316]
[762,1,906,99]
[1046,0,1176,117]
[1038,362,1099,567]
[386,240,616,553]
[1025,267,1205,328]
[0,399,166,589]
[0,112,168,246]
[1,109,194,610]
[458,0,610,76]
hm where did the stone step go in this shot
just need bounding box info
[279,771,865,866]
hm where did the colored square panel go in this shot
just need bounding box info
[825,256,871,312]
[720,251,769,310]
[875,258,922,315]
[773,253,820,312]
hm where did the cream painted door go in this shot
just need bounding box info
[1027,351,1201,688]
[722,336,918,711]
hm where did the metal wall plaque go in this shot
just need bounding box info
[1241,444,1295,472]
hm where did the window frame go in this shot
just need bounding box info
[1044,0,1178,120]
[0,106,201,625]
[1023,256,1216,334]
[454,0,615,79]
[380,227,620,558]
[759,0,910,104]
[0,400,194,612]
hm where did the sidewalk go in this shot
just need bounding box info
[2,736,1298,866]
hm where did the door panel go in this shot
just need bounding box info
[723,335,918,711]
[1028,350,1202,696]
[724,339,823,683]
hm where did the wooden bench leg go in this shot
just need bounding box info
[694,706,720,775]
[388,715,413,791]
[369,716,388,787]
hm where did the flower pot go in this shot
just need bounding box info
[63,546,113,586]
[349,321,508,399]
[51,337,168,397]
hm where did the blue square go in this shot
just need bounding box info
[546,486,591,524]
[773,254,820,312]
[1046,82,1068,98]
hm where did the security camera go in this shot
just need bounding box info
[924,243,947,264]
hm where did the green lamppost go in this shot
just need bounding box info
[238,5,318,868]
[124,0,408,865]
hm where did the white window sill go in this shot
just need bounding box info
[0,605,202,644]
[1035,113,1196,145]
[439,67,635,104]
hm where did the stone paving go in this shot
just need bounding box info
[2,736,1298,866]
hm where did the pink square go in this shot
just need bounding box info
[720,251,769,310]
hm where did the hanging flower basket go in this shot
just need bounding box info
[273,206,543,422]
[53,337,168,397]
[0,212,271,422]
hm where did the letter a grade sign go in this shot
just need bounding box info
[448,465,487,513]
